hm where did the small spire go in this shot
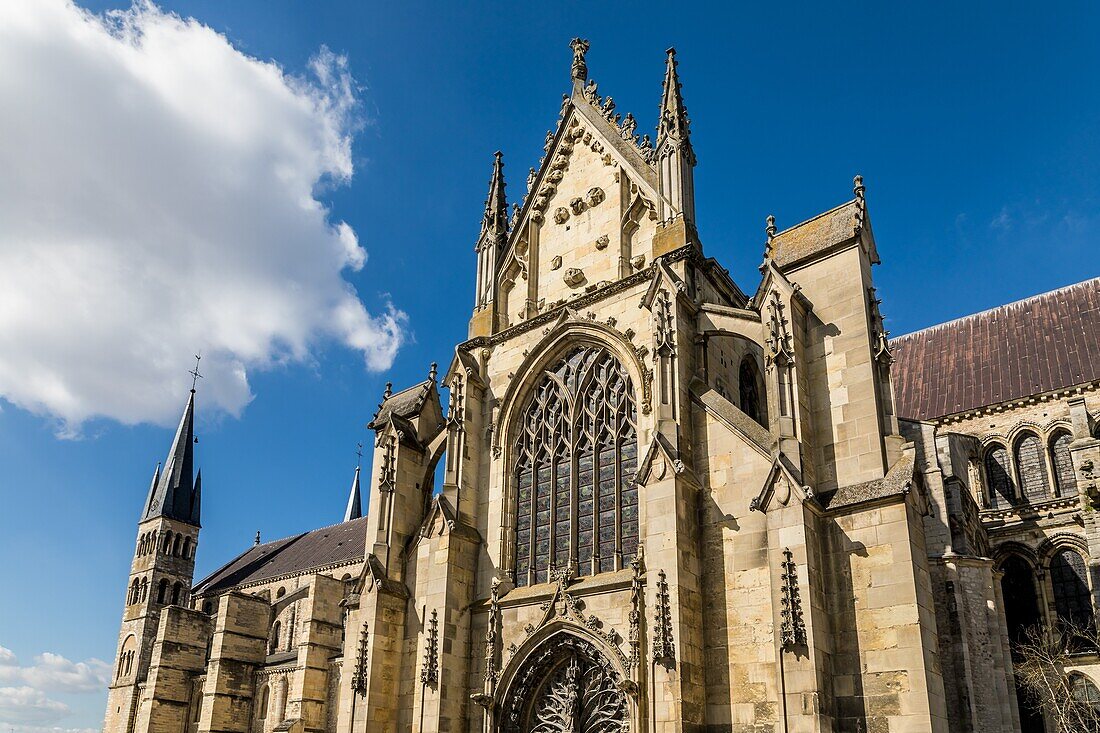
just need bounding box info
[569,38,590,84]
[254,530,261,546]
[657,47,692,148]
[853,174,866,203]
[383,382,393,400]
[480,151,508,241]
[428,362,438,383]
[344,465,363,522]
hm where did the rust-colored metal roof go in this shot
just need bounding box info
[891,278,1100,420]
[193,516,367,596]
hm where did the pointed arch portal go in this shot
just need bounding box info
[499,633,628,733]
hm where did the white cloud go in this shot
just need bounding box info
[0,687,70,725]
[0,0,406,436]
[0,651,110,694]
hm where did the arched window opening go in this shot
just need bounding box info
[156,579,169,604]
[117,636,136,680]
[985,444,1015,508]
[1051,549,1094,635]
[171,582,183,606]
[162,532,173,554]
[1051,431,1079,498]
[513,346,638,587]
[128,578,139,605]
[270,621,281,654]
[182,536,192,559]
[257,684,269,720]
[139,578,148,602]
[738,356,766,427]
[172,534,182,557]
[1070,674,1100,731]
[1000,556,1042,646]
[1015,432,1052,503]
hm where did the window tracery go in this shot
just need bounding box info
[514,346,638,587]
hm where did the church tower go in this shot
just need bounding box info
[104,389,202,733]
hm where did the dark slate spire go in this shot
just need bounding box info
[657,48,693,154]
[344,465,362,522]
[142,390,200,525]
[481,150,508,244]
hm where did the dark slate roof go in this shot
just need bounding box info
[192,516,368,596]
[891,278,1100,421]
[368,380,433,430]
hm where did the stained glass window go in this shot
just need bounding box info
[985,444,1015,508]
[1051,431,1079,498]
[513,347,638,586]
[1015,432,1052,503]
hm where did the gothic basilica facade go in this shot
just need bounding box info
[104,41,1100,733]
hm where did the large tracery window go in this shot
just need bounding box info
[514,346,638,587]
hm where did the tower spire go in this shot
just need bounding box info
[344,464,363,522]
[655,48,696,224]
[142,389,200,525]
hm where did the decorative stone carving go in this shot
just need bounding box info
[379,435,396,492]
[350,623,369,693]
[420,609,439,686]
[765,290,794,367]
[570,197,586,215]
[630,255,646,270]
[547,169,564,183]
[563,268,585,287]
[779,548,807,649]
[484,578,501,689]
[551,153,570,171]
[501,634,626,733]
[548,256,562,271]
[652,569,675,668]
[628,557,642,671]
[569,38,590,82]
[585,187,605,207]
[553,207,570,224]
[595,234,609,250]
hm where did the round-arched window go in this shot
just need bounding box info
[1015,432,1051,503]
[985,444,1014,508]
[513,346,638,587]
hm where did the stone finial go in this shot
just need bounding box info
[428,362,438,382]
[569,38,591,82]
[254,530,261,546]
[383,382,393,400]
[762,215,777,265]
[853,174,866,236]
[766,214,777,240]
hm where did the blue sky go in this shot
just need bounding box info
[0,1,1098,730]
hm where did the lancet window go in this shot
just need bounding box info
[1015,432,1051,503]
[514,346,638,587]
[1051,431,1078,497]
[985,444,1015,508]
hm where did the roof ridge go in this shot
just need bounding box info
[893,276,1100,342]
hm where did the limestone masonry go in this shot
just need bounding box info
[103,40,1100,733]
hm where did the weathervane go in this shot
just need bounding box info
[189,353,204,392]
[356,442,364,468]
